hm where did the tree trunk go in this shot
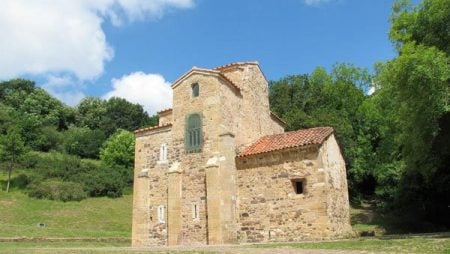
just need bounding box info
[6,161,12,193]
[6,141,15,193]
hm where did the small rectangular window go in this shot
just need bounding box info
[292,179,305,194]
[192,83,199,97]
[159,143,168,162]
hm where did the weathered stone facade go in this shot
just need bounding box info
[132,62,352,246]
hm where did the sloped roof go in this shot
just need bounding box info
[238,127,334,157]
[213,61,259,71]
[134,123,172,134]
[157,108,172,115]
[170,67,240,92]
[270,112,287,126]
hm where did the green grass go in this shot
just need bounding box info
[0,187,132,238]
[0,242,217,254]
[1,169,450,253]
[0,241,129,252]
[251,237,450,253]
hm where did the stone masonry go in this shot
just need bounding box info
[132,62,352,246]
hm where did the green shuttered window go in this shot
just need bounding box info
[185,113,202,152]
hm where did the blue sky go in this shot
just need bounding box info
[1,0,401,114]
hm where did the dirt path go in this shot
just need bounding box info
[22,246,374,254]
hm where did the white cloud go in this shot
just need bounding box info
[0,0,195,80]
[304,0,333,6]
[41,75,86,106]
[103,72,172,114]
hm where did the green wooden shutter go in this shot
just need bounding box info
[185,113,202,152]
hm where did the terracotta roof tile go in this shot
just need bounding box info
[134,123,172,134]
[238,127,334,157]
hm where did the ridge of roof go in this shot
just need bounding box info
[213,61,259,71]
[170,67,240,92]
[270,112,287,126]
[238,127,334,158]
[157,108,173,115]
[134,123,172,134]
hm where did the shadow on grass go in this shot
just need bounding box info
[0,173,30,191]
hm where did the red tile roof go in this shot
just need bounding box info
[238,127,334,157]
[134,123,172,134]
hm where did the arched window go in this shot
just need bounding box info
[159,143,167,162]
[185,113,202,152]
[192,83,199,97]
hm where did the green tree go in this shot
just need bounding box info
[100,129,135,170]
[77,97,153,136]
[64,126,106,159]
[368,0,450,227]
[76,97,107,130]
[103,97,152,136]
[390,0,450,54]
[269,63,370,195]
[0,130,27,192]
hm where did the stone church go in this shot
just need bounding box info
[132,61,352,246]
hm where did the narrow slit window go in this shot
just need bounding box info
[159,143,168,162]
[292,179,305,194]
[158,205,165,223]
[192,83,199,97]
[192,203,199,220]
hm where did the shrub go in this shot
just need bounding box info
[64,126,106,159]
[28,180,87,202]
[31,126,63,152]
[22,151,129,199]
[21,151,40,169]
[79,165,126,198]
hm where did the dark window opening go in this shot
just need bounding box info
[192,83,199,97]
[292,179,305,194]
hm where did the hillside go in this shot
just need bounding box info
[0,171,132,238]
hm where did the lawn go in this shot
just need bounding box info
[0,189,132,238]
[0,236,449,253]
[250,236,450,253]
[1,171,449,253]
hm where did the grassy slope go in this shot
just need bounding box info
[0,180,132,238]
[251,237,450,253]
[1,171,449,253]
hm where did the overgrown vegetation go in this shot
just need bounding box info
[0,79,158,201]
[269,0,449,232]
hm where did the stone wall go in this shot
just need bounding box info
[132,126,173,246]
[236,135,352,243]
[132,62,351,247]
[158,110,173,125]
[170,71,243,245]
[319,135,352,237]
[220,63,284,152]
